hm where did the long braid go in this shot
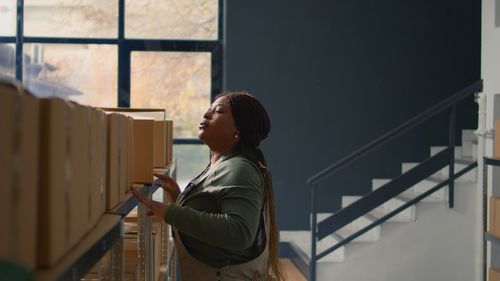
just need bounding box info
[255,148,285,281]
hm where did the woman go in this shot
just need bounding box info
[132,92,284,281]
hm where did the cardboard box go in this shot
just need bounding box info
[490,268,500,281]
[90,108,107,228]
[69,103,91,247]
[124,259,140,281]
[165,120,173,165]
[496,120,500,158]
[17,90,40,270]
[128,117,134,195]
[119,114,130,201]
[0,82,16,263]
[107,113,121,209]
[153,121,167,168]
[0,82,40,270]
[39,98,74,267]
[490,197,500,237]
[133,119,154,183]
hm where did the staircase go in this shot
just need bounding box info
[280,129,482,281]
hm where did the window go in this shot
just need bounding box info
[23,43,118,106]
[24,0,118,38]
[125,0,218,40]
[0,44,15,78]
[0,0,223,183]
[0,0,16,36]
[131,51,211,138]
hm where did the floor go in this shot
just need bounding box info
[279,258,307,281]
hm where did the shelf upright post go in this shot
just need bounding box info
[138,185,154,281]
[109,219,124,281]
[162,160,178,281]
[483,159,488,281]
[161,187,170,271]
[96,260,103,281]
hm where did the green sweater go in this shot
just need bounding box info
[164,154,265,267]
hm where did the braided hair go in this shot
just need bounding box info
[216,91,284,281]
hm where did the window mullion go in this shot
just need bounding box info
[118,0,129,107]
[15,0,24,81]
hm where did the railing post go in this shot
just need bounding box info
[310,184,317,281]
[448,105,456,208]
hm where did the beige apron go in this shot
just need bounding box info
[172,163,270,281]
[172,214,269,281]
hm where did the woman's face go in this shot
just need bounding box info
[198,96,239,150]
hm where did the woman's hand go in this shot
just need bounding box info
[130,186,169,218]
[153,173,181,203]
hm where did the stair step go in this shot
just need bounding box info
[429,146,477,182]
[461,130,478,158]
[314,211,381,242]
[402,176,448,202]
[280,230,345,262]
[430,146,463,158]
[472,142,478,160]
[371,179,418,220]
[335,213,381,242]
[401,162,418,173]
[342,195,415,222]
[397,163,446,201]
[372,179,418,220]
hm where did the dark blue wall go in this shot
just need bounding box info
[224,0,481,230]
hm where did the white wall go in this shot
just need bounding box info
[483,0,500,135]
[482,0,500,275]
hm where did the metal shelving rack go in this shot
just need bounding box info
[483,157,500,281]
[35,160,177,281]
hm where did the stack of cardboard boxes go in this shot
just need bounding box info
[0,80,174,273]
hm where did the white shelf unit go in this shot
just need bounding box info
[483,157,500,281]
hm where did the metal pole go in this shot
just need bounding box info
[310,184,317,281]
[448,105,456,208]
[138,186,154,281]
[15,0,24,81]
[483,160,488,281]
[475,91,487,281]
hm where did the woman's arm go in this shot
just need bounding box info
[165,159,264,250]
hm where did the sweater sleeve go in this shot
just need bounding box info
[165,158,264,250]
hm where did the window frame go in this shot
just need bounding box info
[1,0,224,145]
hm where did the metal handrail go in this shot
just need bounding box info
[317,160,477,260]
[317,147,450,239]
[306,80,483,281]
[306,80,483,186]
